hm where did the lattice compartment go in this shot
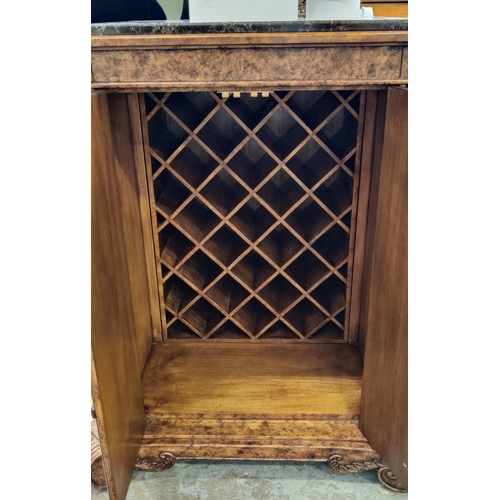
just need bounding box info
[285,198,334,243]
[159,224,195,268]
[200,168,248,217]
[226,139,278,189]
[205,276,250,314]
[312,225,350,268]
[258,320,300,340]
[339,262,349,280]
[284,298,329,336]
[167,321,203,340]
[164,275,198,316]
[169,139,220,190]
[229,199,276,243]
[204,226,248,268]
[231,250,275,290]
[344,155,356,174]
[309,276,346,316]
[338,90,361,114]
[316,107,359,161]
[160,264,169,280]
[283,250,330,291]
[144,92,167,116]
[147,106,189,160]
[173,199,221,243]
[257,170,306,217]
[225,93,279,130]
[259,275,302,314]
[256,106,309,160]
[314,169,354,217]
[257,226,302,267]
[142,90,364,342]
[151,156,164,176]
[163,92,217,131]
[197,108,247,160]
[232,298,276,337]
[209,321,252,340]
[285,90,343,131]
[177,251,224,291]
[286,140,338,189]
[179,297,226,337]
[154,168,191,216]
[308,322,344,341]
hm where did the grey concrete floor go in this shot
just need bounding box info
[91,460,408,499]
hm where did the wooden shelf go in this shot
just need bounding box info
[142,343,363,418]
[142,90,363,342]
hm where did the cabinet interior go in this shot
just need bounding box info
[138,89,368,438]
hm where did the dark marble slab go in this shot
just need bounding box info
[91,19,407,36]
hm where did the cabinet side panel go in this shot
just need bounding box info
[357,90,388,357]
[107,93,159,365]
[91,91,146,500]
[359,87,407,489]
[348,90,379,347]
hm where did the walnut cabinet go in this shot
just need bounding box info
[91,29,408,500]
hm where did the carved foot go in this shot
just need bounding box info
[136,452,176,471]
[377,466,407,492]
[327,453,383,473]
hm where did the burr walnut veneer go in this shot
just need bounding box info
[91,26,408,500]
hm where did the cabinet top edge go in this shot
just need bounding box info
[91,30,408,49]
[91,18,408,37]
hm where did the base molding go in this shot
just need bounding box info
[134,417,408,492]
[137,416,378,462]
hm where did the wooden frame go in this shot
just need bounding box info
[141,89,365,343]
[91,28,408,499]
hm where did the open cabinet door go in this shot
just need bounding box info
[91,91,154,500]
[359,87,408,490]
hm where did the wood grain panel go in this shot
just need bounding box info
[91,91,147,500]
[91,45,405,89]
[362,3,408,17]
[142,417,367,441]
[125,94,164,344]
[107,93,155,370]
[348,90,379,348]
[138,416,377,461]
[142,343,363,417]
[359,87,408,489]
[357,90,388,357]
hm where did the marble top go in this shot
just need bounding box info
[91,18,408,36]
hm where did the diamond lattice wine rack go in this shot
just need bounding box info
[141,90,365,342]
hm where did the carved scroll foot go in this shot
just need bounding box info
[136,452,176,471]
[327,453,383,473]
[377,466,407,493]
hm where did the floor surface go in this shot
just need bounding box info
[91,460,408,499]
